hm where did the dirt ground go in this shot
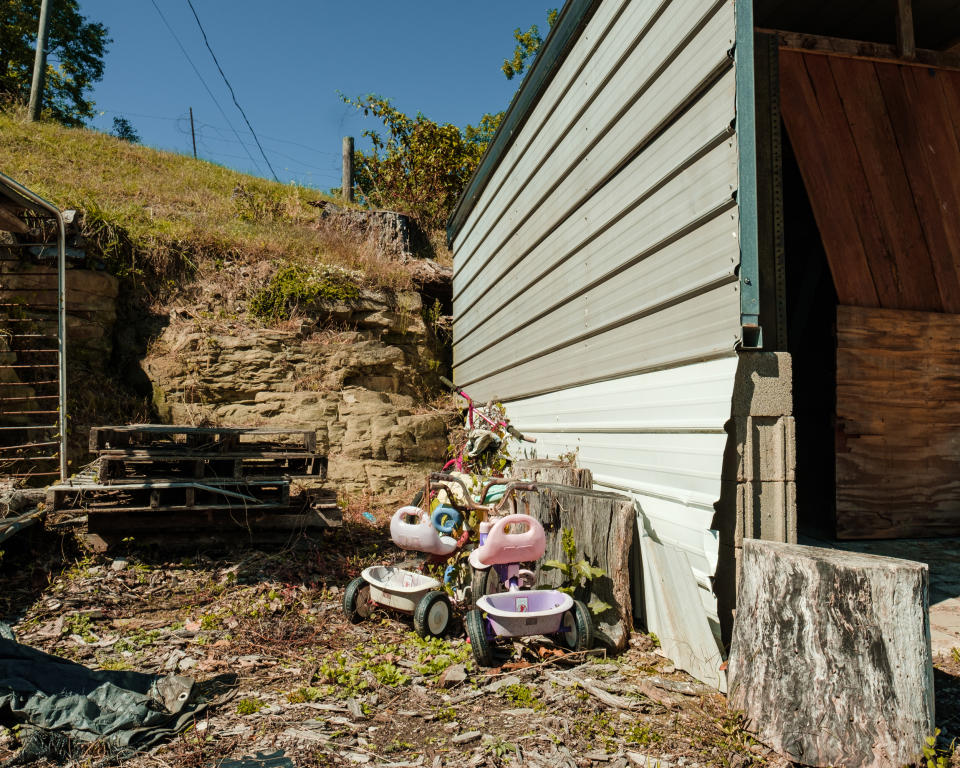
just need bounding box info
[1,504,958,768]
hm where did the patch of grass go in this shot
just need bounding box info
[500,682,544,711]
[624,721,663,746]
[236,698,266,716]
[286,686,325,704]
[114,628,160,654]
[406,633,472,679]
[63,613,96,642]
[249,263,362,321]
[0,109,416,294]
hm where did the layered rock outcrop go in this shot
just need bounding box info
[143,288,456,493]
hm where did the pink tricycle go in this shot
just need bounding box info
[342,476,538,639]
[465,513,593,666]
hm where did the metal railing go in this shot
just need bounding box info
[0,173,66,484]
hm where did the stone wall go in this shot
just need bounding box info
[143,288,456,493]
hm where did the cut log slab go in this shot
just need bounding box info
[511,459,593,489]
[728,539,934,768]
[515,483,633,651]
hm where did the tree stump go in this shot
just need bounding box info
[728,539,934,768]
[511,459,593,488]
[516,483,633,650]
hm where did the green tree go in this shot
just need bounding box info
[0,0,110,126]
[502,8,558,81]
[344,94,501,230]
[110,116,139,143]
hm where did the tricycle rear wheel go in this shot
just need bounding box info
[413,591,452,638]
[343,576,373,623]
[558,599,593,652]
[465,608,495,667]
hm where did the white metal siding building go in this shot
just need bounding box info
[448,0,747,664]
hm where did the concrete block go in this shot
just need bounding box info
[718,479,797,547]
[731,415,796,483]
[731,351,793,418]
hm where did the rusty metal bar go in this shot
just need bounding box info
[0,409,58,415]
[0,379,58,387]
[0,395,60,401]
[0,440,58,451]
[0,425,56,430]
[0,364,59,369]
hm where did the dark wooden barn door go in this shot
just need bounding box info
[779,49,960,538]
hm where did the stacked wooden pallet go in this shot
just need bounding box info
[48,425,339,548]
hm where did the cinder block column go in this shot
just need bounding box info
[713,351,797,645]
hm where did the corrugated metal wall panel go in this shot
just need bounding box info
[453,0,654,263]
[454,68,737,361]
[503,357,738,624]
[453,0,734,301]
[450,0,741,672]
[461,281,739,400]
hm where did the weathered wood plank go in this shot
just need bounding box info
[729,539,933,768]
[828,56,941,312]
[780,52,960,312]
[510,458,593,488]
[515,483,632,651]
[836,305,960,538]
[779,51,882,306]
[879,65,960,312]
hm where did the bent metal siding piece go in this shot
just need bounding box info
[450,0,740,687]
[504,358,737,632]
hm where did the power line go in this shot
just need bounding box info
[146,0,263,175]
[185,0,279,182]
[192,128,338,172]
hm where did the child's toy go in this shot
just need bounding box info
[464,514,593,666]
[343,477,539,639]
[344,505,455,638]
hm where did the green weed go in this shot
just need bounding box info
[236,698,266,716]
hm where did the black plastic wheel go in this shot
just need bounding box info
[558,599,594,651]
[411,488,425,507]
[413,591,452,638]
[465,608,495,667]
[470,565,502,605]
[343,576,372,623]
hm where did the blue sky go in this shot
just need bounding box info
[77,1,550,191]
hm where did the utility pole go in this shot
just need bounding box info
[342,136,354,203]
[28,0,53,121]
[189,107,197,159]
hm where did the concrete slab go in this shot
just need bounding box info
[801,536,960,658]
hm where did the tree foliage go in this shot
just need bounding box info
[343,94,501,231]
[0,0,110,126]
[502,8,558,80]
[110,116,139,144]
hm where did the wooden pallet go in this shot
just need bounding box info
[80,492,342,550]
[51,424,337,547]
[89,425,317,453]
[97,453,327,481]
[48,478,291,512]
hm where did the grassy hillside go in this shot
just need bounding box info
[0,109,412,292]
